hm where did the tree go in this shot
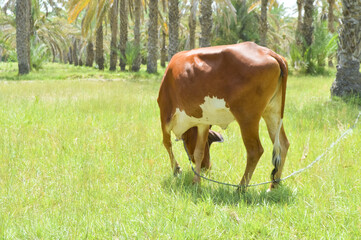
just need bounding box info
[168,0,179,60]
[161,30,167,67]
[147,0,158,73]
[85,40,94,67]
[188,0,198,50]
[259,0,268,46]
[15,0,30,74]
[68,0,111,70]
[109,0,118,71]
[95,24,104,70]
[72,38,79,66]
[132,0,141,71]
[327,0,335,66]
[296,0,303,45]
[119,0,128,71]
[199,0,212,47]
[302,0,314,50]
[330,0,361,97]
[302,0,315,73]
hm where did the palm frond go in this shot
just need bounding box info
[68,0,91,23]
[248,0,261,13]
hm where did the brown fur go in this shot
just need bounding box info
[157,42,289,190]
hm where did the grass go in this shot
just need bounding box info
[0,62,360,239]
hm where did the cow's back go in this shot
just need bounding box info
[158,42,282,137]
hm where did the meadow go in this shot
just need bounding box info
[0,62,360,239]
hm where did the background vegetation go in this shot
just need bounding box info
[0,0,343,74]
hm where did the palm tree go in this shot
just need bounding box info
[188,0,198,50]
[161,30,167,67]
[302,0,314,51]
[199,0,212,47]
[85,40,94,66]
[259,0,268,46]
[168,0,179,60]
[15,0,30,74]
[109,0,118,71]
[147,0,158,73]
[132,0,141,71]
[327,0,335,33]
[72,38,79,66]
[302,0,315,73]
[119,0,128,71]
[95,24,104,70]
[68,0,111,70]
[330,0,361,97]
[159,0,167,66]
[327,0,335,66]
[296,0,303,45]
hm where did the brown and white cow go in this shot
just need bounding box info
[157,42,289,190]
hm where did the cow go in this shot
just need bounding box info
[157,42,289,190]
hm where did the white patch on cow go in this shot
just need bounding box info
[170,96,235,139]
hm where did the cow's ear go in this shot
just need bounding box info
[208,130,224,145]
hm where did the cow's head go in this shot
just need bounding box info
[182,127,223,169]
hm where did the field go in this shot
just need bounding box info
[0,62,360,239]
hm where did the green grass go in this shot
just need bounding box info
[0,62,360,239]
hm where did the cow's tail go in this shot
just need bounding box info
[270,52,288,181]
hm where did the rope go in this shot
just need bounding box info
[183,111,361,188]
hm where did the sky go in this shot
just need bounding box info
[278,0,298,17]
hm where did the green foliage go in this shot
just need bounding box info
[212,0,259,45]
[293,20,338,75]
[30,40,50,71]
[0,39,17,62]
[0,63,361,238]
[120,41,140,71]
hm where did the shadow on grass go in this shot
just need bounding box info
[161,171,296,206]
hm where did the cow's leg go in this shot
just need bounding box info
[192,125,210,184]
[162,129,182,176]
[235,117,264,190]
[262,110,289,190]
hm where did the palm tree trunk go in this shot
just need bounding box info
[96,24,105,70]
[296,0,303,46]
[161,30,167,67]
[188,0,197,50]
[27,0,32,70]
[327,0,335,67]
[330,0,361,97]
[132,0,141,72]
[199,0,212,48]
[302,0,314,51]
[72,38,79,66]
[16,0,30,75]
[68,47,73,64]
[147,0,158,73]
[302,0,314,73]
[110,0,119,71]
[86,40,94,67]
[168,0,179,60]
[259,0,268,47]
[119,0,128,71]
[62,49,68,64]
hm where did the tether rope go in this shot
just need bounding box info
[183,111,361,188]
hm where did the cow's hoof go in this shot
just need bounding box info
[237,185,246,193]
[267,179,281,192]
[173,166,182,176]
[192,175,201,185]
[268,181,280,192]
